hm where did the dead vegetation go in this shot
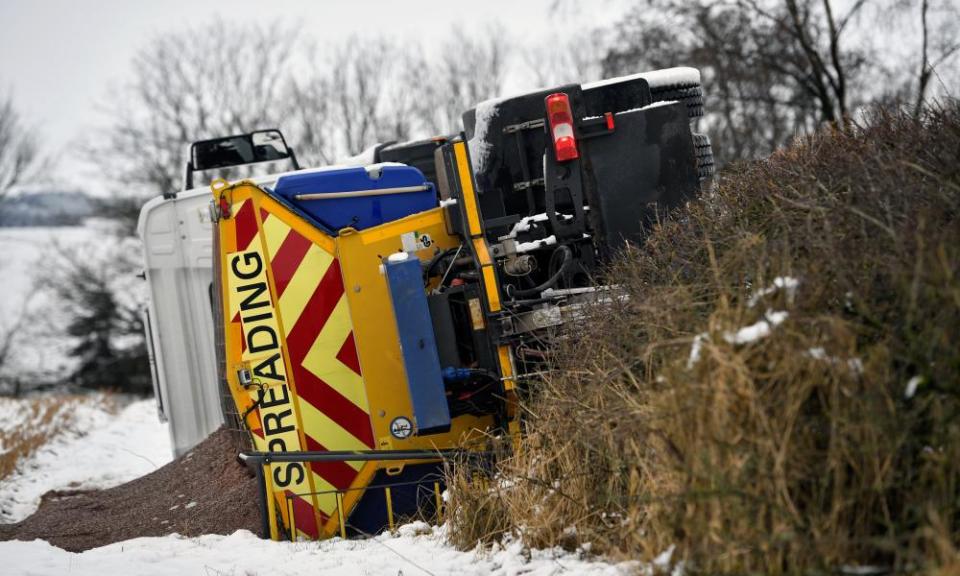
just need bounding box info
[0,395,114,481]
[447,104,960,574]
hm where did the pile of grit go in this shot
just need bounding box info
[0,427,261,551]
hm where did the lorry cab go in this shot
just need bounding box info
[138,129,301,456]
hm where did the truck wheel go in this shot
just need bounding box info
[651,85,704,120]
[693,133,715,180]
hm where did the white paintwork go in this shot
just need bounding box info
[137,188,224,457]
[137,166,311,455]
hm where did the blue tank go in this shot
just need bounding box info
[271,164,437,233]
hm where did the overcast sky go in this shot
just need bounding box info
[0,0,629,187]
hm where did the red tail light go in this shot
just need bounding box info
[545,93,579,162]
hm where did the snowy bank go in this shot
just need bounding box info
[0,525,634,576]
[0,396,171,522]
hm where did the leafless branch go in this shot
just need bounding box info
[0,94,42,199]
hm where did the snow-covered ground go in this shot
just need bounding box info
[5,525,636,576]
[0,394,633,575]
[0,395,171,522]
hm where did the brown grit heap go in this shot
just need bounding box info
[0,427,262,552]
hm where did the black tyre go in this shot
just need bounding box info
[693,133,715,180]
[651,85,704,120]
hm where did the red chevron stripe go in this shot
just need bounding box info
[286,261,375,448]
[271,229,312,298]
[304,434,359,490]
[335,332,362,376]
[260,207,269,222]
[295,367,375,448]
[234,200,258,251]
[284,491,322,538]
[286,261,344,359]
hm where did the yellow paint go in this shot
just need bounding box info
[481,266,502,311]
[456,152,502,313]
[214,177,501,542]
[385,487,395,532]
[453,142,482,236]
[302,297,367,411]
[262,212,291,258]
[225,238,312,513]
[497,346,515,380]
[298,400,371,452]
[277,245,335,337]
[258,193,337,254]
[336,211,495,453]
[471,238,492,266]
[308,471,340,515]
[287,493,297,542]
[336,493,347,539]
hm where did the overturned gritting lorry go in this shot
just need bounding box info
[145,67,712,540]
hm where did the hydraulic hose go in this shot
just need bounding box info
[506,245,573,298]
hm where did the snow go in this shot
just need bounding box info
[688,309,790,368]
[516,234,557,253]
[905,375,923,399]
[0,393,631,575]
[723,310,789,345]
[747,276,800,308]
[806,348,865,376]
[0,526,637,576]
[616,100,678,115]
[337,143,380,166]
[582,67,701,91]
[0,396,171,522]
[467,97,502,174]
[687,333,708,369]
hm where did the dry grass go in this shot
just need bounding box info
[0,394,115,481]
[447,104,960,574]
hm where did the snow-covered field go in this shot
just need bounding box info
[0,226,100,383]
[0,395,171,523]
[0,394,633,575]
[6,525,635,576]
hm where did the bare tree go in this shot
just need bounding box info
[410,26,510,135]
[520,29,606,89]
[603,0,956,163]
[0,94,41,199]
[914,0,960,114]
[0,304,29,386]
[287,37,417,165]
[90,20,299,210]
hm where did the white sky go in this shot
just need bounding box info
[0,0,630,188]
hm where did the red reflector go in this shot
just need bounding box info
[605,112,615,131]
[219,196,231,218]
[545,93,579,162]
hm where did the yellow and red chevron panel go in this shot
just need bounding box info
[219,183,375,539]
[215,176,505,541]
